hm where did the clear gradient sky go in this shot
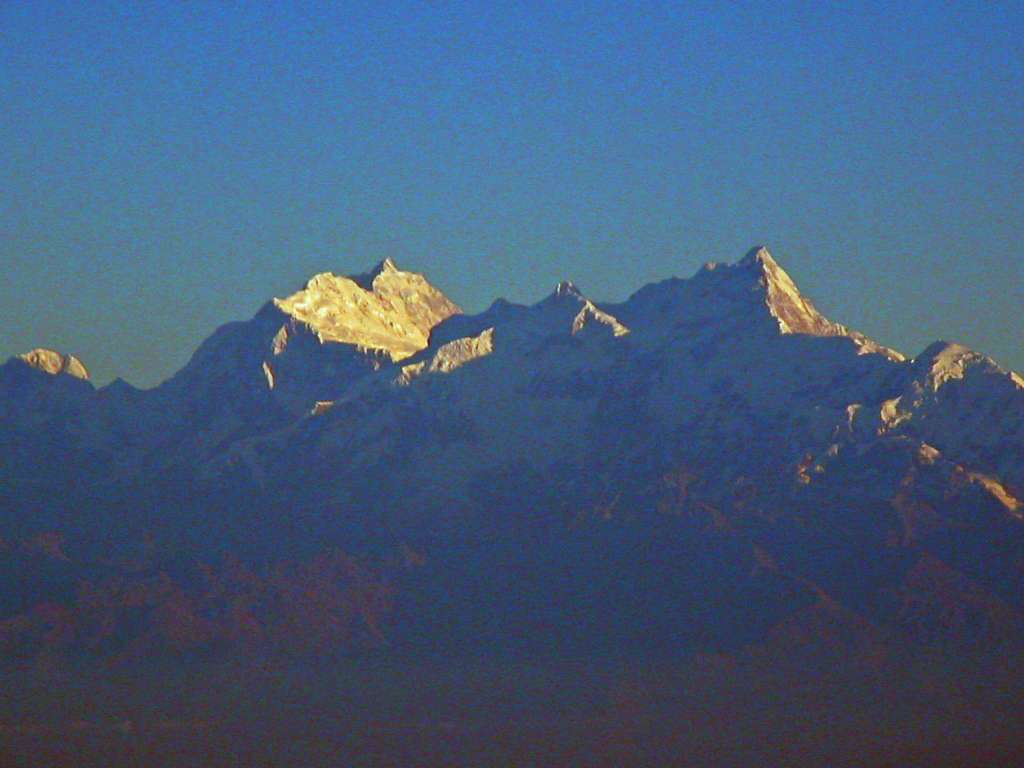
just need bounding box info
[2,1,1021,386]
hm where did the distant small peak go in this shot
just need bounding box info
[487,297,524,314]
[100,377,140,396]
[551,280,584,300]
[16,348,90,380]
[912,340,994,390]
[556,280,578,294]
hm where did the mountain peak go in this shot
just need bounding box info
[736,246,900,357]
[15,348,90,380]
[771,262,900,358]
[272,261,461,361]
[740,244,777,268]
[350,257,400,290]
[913,340,1023,391]
[918,340,969,361]
[554,280,583,298]
[739,245,803,299]
[541,281,587,304]
[732,245,835,336]
[625,247,902,360]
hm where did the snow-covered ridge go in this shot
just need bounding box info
[398,327,496,384]
[572,301,630,338]
[5,245,1021,496]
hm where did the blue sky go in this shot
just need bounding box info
[2,1,1021,386]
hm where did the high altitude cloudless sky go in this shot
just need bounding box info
[2,1,1021,386]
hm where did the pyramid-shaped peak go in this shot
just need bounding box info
[721,247,901,359]
[734,246,814,318]
[734,246,810,300]
[737,245,801,291]
[548,280,585,301]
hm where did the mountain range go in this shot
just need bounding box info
[1,246,1022,662]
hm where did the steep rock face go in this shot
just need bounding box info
[741,247,893,353]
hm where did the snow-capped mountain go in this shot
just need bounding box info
[1,246,1022,661]
[3,247,1020,513]
[1,258,463,478]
